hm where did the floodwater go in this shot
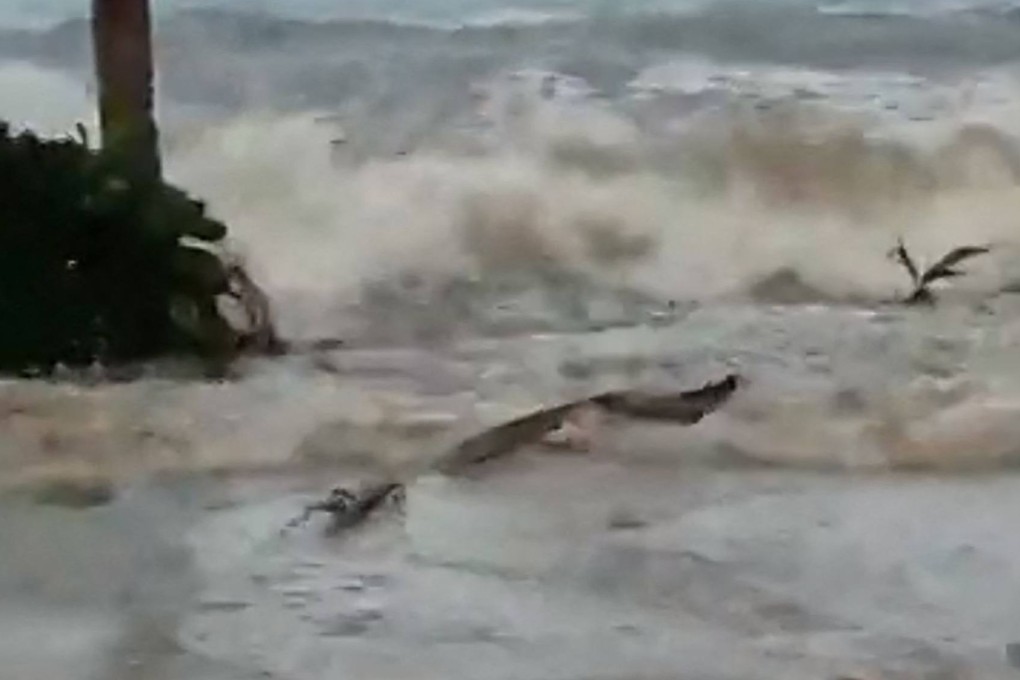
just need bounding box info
[8,0,1020,677]
[6,301,1020,679]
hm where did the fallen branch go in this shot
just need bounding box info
[434,400,584,474]
[889,238,990,305]
[286,481,405,533]
[435,373,743,474]
[588,373,742,423]
[291,373,742,534]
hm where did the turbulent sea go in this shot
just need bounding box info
[6,1,1020,678]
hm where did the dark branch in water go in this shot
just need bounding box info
[889,238,920,289]
[589,374,742,423]
[436,373,743,474]
[889,238,991,305]
[287,482,405,533]
[434,401,582,475]
[290,373,743,534]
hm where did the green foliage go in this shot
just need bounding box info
[0,121,247,373]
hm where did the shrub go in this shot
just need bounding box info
[0,121,267,374]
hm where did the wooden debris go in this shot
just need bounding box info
[286,481,405,533]
[589,373,742,423]
[436,373,743,474]
[541,402,605,451]
[291,373,742,534]
[889,238,991,305]
[434,400,583,474]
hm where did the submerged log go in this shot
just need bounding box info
[434,401,583,474]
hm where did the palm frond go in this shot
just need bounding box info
[920,245,991,286]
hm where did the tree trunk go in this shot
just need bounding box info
[91,0,161,182]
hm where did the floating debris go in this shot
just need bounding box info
[291,373,742,534]
[589,373,742,423]
[286,481,405,534]
[436,373,743,473]
[889,238,990,305]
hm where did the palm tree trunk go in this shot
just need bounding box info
[91,0,161,182]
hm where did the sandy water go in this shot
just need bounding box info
[3,301,1020,678]
[8,0,1020,677]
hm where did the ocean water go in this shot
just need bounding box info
[6,0,1020,306]
[6,1,1020,678]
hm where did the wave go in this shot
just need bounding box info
[7,62,1020,315]
[7,52,1020,481]
[156,105,1020,327]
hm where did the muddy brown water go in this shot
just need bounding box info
[5,303,1020,679]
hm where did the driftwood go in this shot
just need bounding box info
[435,400,585,474]
[589,374,741,423]
[436,373,743,474]
[286,481,405,533]
[291,373,742,533]
[889,238,990,305]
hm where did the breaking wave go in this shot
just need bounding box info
[7,1,1020,483]
[159,98,1020,331]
